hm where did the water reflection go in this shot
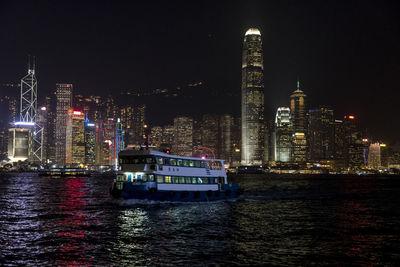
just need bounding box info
[55,177,97,266]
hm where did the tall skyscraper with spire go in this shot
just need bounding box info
[241,28,265,165]
[290,79,307,163]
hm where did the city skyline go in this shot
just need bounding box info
[1,0,400,144]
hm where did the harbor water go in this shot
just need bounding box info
[1,173,400,266]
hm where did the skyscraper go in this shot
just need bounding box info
[241,28,265,165]
[274,107,292,162]
[290,80,307,163]
[55,83,73,165]
[368,143,381,169]
[173,116,193,157]
[308,106,335,161]
[65,109,85,165]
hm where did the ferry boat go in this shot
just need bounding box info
[38,167,91,177]
[110,150,243,201]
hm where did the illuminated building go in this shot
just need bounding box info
[173,116,193,157]
[150,126,163,149]
[84,121,96,166]
[120,106,134,145]
[343,115,364,169]
[231,116,242,165]
[290,80,308,163]
[44,93,57,164]
[8,97,18,124]
[241,28,265,165]
[201,114,219,156]
[161,124,174,151]
[94,118,123,167]
[133,104,146,146]
[274,107,292,162]
[379,143,390,168]
[192,120,202,151]
[37,105,48,162]
[218,114,234,164]
[7,127,32,162]
[308,107,334,161]
[66,110,85,165]
[55,83,73,165]
[368,143,381,169]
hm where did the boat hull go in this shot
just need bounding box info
[110,184,243,202]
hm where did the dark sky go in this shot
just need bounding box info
[1,0,400,143]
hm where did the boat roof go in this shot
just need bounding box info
[118,149,224,163]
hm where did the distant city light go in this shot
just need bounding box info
[380,143,387,147]
[86,123,95,127]
[362,138,368,142]
[73,111,82,115]
[348,115,355,119]
[41,106,46,111]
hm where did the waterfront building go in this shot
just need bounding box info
[133,104,146,146]
[343,115,364,169]
[308,107,335,161]
[241,28,265,165]
[44,93,57,164]
[55,83,73,165]
[368,143,381,169]
[274,107,292,162]
[84,120,96,166]
[290,80,308,163]
[7,127,32,162]
[37,105,48,163]
[173,116,193,157]
[65,109,85,165]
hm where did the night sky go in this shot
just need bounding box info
[1,0,399,143]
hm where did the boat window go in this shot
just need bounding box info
[142,175,148,182]
[148,174,154,182]
[156,157,163,165]
[169,158,177,166]
[194,161,201,168]
[179,177,185,183]
[185,177,192,184]
[183,160,189,167]
[157,175,164,183]
[191,177,197,184]
[165,176,172,183]
[146,157,155,164]
[189,160,195,167]
[177,159,183,166]
[163,158,169,165]
[201,177,209,184]
[172,176,179,183]
[200,161,206,168]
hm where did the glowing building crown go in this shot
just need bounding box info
[245,28,261,36]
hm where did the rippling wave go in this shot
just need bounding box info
[1,173,400,266]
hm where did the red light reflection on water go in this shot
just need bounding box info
[55,177,98,266]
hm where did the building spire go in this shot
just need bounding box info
[297,77,300,91]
